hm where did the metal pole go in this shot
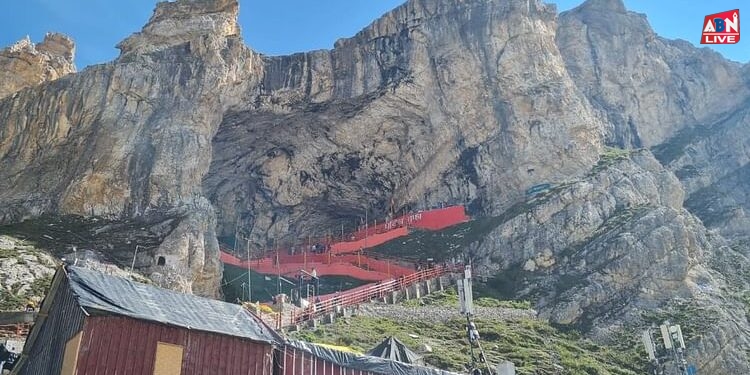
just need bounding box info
[247,238,253,302]
[130,245,140,272]
[233,218,240,253]
[276,237,281,295]
[466,314,475,364]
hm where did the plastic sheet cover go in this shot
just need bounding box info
[66,266,280,344]
[287,340,461,375]
[366,336,423,364]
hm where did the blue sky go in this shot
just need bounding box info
[0,0,746,69]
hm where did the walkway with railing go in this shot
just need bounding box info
[220,250,417,281]
[289,265,460,327]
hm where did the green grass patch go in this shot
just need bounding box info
[290,287,644,373]
[475,297,531,310]
[588,147,637,176]
[0,274,53,311]
[0,247,16,259]
[289,314,645,374]
[640,299,719,341]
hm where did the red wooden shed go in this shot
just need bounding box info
[13,266,281,375]
[13,266,459,375]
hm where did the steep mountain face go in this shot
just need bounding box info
[556,0,749,148]
[204,0,603,245]
[658,103,750,246]
[0,33,76,100]
[1,0,750,372]
[0,0,262,296]
[472,150,750,374]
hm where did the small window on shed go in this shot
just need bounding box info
[157,256,166,266]
[153,342,183,375]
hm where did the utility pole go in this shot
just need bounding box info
[458,265,493,374]
[275,236,281,295]
[247,238,253,303]
[130,245,141,272]
[233,218,240,254]
[364,208,368,249]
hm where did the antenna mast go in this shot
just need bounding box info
[457,265,493,374]
[641,320,695,375]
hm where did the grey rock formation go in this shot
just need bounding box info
[470,151,750,373]
[557,0,749,148]
[652,100,750,252]
[0,33,76,99]
[205,0,603,245]
[117,0,241,57]
[0,0,749,371]
[0,0,262,296]
[0,235,57,307]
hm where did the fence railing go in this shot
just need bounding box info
[289,265,461,326]
[220,205,469,260]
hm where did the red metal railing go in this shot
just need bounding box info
[221,206,469,261]
[220,251,416,281]
[289,265,461,325]
[345,205,470,241]
[0,322,31,337]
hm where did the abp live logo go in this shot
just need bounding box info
[702,9,740,44]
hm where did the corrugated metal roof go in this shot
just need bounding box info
[66,266,280,344]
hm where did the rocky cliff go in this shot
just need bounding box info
[556,0,748,148]
[472,150,750,374]
[1,0,749,372]
[0,0,261,296]
[0,33,76,100]
[204,0,604,245]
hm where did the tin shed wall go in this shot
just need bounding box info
[18,276,86,375]
[282,346,378,375]
[75,316,274,375]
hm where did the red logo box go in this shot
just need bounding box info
[702,9,740,44]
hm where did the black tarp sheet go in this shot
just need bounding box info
[287,339,461,375]
[367,336,423,364]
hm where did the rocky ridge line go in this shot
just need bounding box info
[0,33,75,99]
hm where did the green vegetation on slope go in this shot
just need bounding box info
[0,274,54,311]
[289,292,647,374]
[0,235,56,310]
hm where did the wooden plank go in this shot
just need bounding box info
[153,342,184,375]
[60,331,82,375]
